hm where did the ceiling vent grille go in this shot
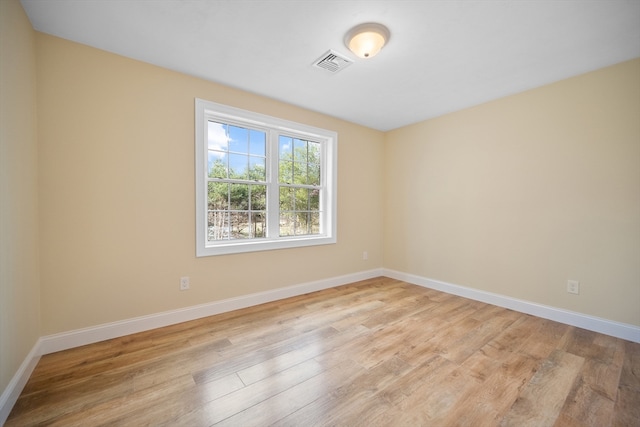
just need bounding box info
[312,50,353,73]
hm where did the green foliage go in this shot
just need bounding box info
[206,134,322,240]
[278,137,321,236]
[207,160,267,240]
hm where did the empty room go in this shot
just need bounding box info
[1,0,639,425]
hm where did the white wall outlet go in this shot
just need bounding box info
[180,276,190,291]
[362,251,368,260]
[567,280,579,295]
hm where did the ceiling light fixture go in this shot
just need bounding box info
[344,23,390,59]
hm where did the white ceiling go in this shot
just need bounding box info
[20,0,640,131]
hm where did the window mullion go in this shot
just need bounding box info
[266,130,280,238]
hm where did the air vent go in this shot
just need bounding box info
[312,49,353,73]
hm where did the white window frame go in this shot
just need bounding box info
[195,98,337,256]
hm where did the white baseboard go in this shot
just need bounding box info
[1,269,383,422]
[384,268,640,344]
[0,341,41,426]
[4,267,637,424]
[38,268,384,355]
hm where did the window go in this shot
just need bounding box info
[195,99,337,256]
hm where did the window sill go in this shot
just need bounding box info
[196,235,337,257]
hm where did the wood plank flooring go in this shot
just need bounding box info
[6,277,640,426]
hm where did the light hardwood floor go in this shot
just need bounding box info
[6,277,640,426]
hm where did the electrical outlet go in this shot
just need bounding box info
[567,280,579,295]
[362,251,368,260]
[180,276,190,291]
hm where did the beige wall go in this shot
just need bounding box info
[0,0,41,394]
[36,34,385,335]
[2,0,638,400]
[384,58,640,326]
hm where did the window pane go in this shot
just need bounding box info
[229,125,248,153]
[279,212,294,236]
[249,156,266,181]
[230,212,250,239]
[251,185,266,210]
[252,212,266,238]
[295,188,308,210]
[207,211,229,241]
[309,188,320,210]
[308,161,320,186]
[308,142,320,163]
[279,136,293,159]
[293,161,307,185]
[208,121,229,151]
[250,130,266,156]
[208,182,229,210]
[230,184,249,210]
[294,213,308,235]
[279,186,293,210]
[279,160,293,184]
[310,212,320,234]
[229,153,248,179]
[208,152,227,179]
[294,138,307,162]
